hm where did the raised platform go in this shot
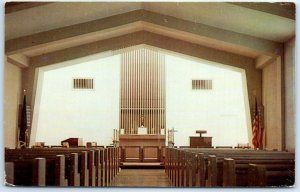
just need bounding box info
[120,162,164,169]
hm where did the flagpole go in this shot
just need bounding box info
[251,95,260,150]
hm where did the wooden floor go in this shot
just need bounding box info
[111,169,171,187]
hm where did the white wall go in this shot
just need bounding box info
[33,49,251,148]
[4,59,22,148]
[34,55,120,146]
[165,54,250,147]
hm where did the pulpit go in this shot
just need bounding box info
[189,130,212,148]
[61,138,83,147]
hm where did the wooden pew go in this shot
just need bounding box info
[6,154,69,186]
[197,149,294,187]
[5,158,46,186]
[6,149,88,186]
[247,163,295,187]
[95,149,104,186]
[6,149,80,186]
[165,147,295,187]
[219,156,295,187]
[183,148,295,186]
[5,147,119,187]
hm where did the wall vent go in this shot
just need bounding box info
[73,78,94,89]
[192,80,212,90]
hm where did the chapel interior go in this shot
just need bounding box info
[3,1,296,187]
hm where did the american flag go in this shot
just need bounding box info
[19,94,28,148]
[252,97,259,149]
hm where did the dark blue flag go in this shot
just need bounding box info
[19,95,27,148]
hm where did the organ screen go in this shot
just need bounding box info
[120,48,166,134]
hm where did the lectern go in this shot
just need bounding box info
[189,130,212,148]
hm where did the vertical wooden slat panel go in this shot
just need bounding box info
[135,49,138,133]
[120,53,122,130]
[149,49,151,134]
[123,52,126,132]
[130,50,132,134]
[160,52,162,134]
[120,47,166,135]
[146,49,150,134]
[122,52,125,132]
[127,50,130,134]
[156,50,158,134]
[128,51,131,134]
[154,50,157,134]
[151,49,154,134]
[158,51,160,134]
[163,53,165,133]
[159,53,162,134]
[138,49,141,128]
[153,49,156,134]
[158,51,161,134]
[130,50,133,134]
[125,51,127,109]
[134,49,137,133]
[132,50,135,134]
[162,53,164,134]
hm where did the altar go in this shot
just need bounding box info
[119,133,166,162]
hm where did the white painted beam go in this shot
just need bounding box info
[6,54,29,68]
[255,55,277,69]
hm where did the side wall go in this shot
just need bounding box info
[284,37,295,152]
[4,57,22,148]
[262,57,282,150]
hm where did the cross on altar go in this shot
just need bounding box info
[168,127,177,147]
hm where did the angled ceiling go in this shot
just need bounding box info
[5,2,295,68]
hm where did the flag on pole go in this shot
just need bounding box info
[19,94,27,148]
[251,97,259,149]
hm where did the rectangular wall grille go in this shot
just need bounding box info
[73,78,94,89]
[192,80,213,90]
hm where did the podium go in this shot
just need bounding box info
[61,138,83,147]
[189,130,212,148]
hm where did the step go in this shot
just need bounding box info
[120,162,164,169]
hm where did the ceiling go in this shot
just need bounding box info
[4,2,296,68]
[5,2,295,42]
